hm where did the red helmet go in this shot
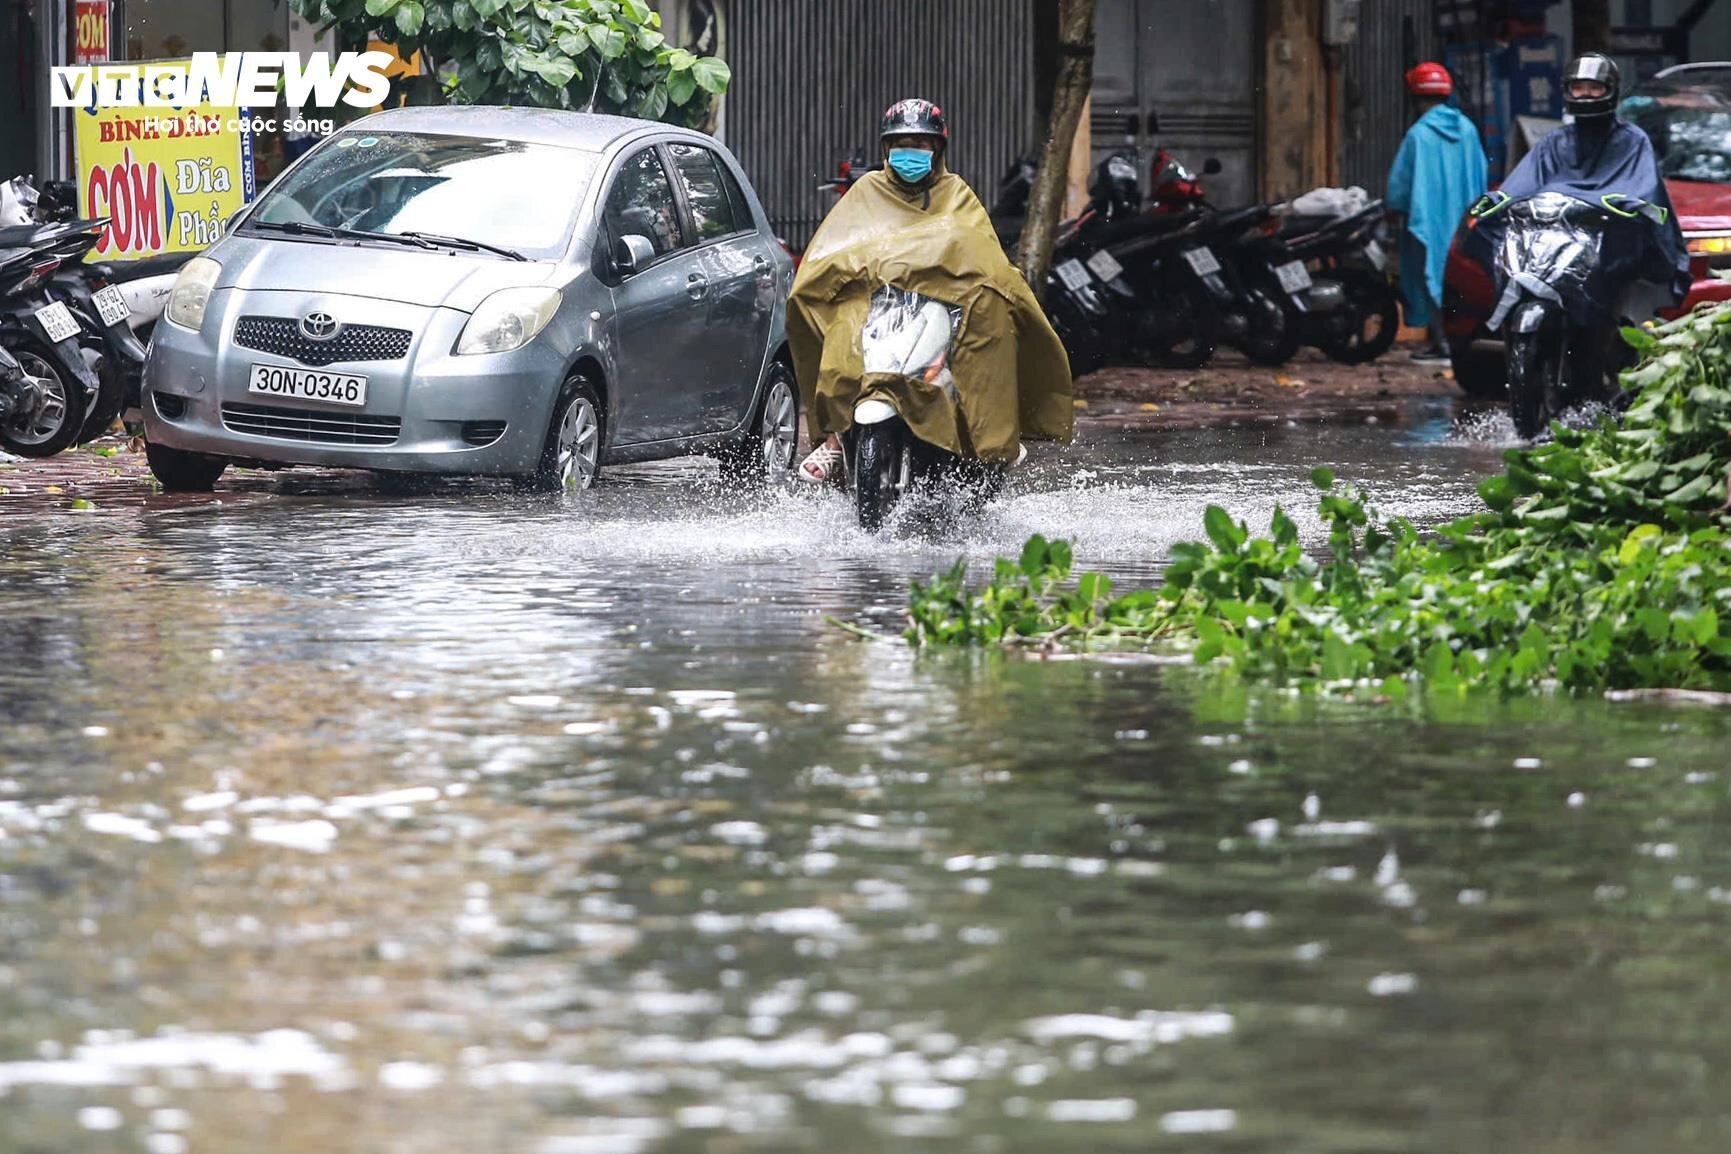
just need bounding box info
[1406,62,1453,97]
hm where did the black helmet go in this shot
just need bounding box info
[881,99,949,145]
[1089,152,1141,218]
[1563,53,1620,122]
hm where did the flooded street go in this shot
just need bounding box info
[5,405,1731,1153]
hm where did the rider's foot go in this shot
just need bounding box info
[799,437,843,485]
[1410,345,1451,364]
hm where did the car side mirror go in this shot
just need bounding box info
[1203,157,1223,175]
[613,234,656,276]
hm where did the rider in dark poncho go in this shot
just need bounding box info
[1470,53,1689,324]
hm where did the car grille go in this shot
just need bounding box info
[221,402,402,446]
[232,316,412,367]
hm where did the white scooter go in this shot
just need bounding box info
[842,288,1003,532]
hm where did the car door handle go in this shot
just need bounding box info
[753,255,773,284]
[687,272,709,301]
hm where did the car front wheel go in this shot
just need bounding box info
[717,360,800,487]
[145,440,228,491]
[533,375,603,492]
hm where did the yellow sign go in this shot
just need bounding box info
[72,59,254,261]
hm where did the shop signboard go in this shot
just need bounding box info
[73,0,109,65]
[70,60,256,261]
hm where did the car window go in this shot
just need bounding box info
[603,147,686,257]
[668,143,742,241]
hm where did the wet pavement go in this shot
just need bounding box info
[5,402,1731,1153]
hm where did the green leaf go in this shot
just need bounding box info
[1321,632,1354,680]
[556,27,589,56]
[1310,466,1335,490]
[1667,472,1716,504]
[394,0,423,36]
[1203,505,1244,555]
[1620,325,1659,353]
[1018,535,1049,576]
[364,0,397,15]
[634,82,667,120]
[592,24,627,57]
[667,68,697,105]
[690,54,731,94]
[536,53,577,86]
[1618,523,1662,564]
[666,47,697,71]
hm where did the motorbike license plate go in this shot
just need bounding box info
[92,284,130,328]
[1183,246,1222,277]
[1055,259,1092,291]
[34,301,80,343]
[1364,240,1388,271]
[1275,259,1314,294]
[247,363,368,407]
[1085,249,1125,282]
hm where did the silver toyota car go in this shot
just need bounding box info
[141,106,798,491]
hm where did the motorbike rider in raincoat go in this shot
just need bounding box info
[1470,54,1689,363]
[790,99,1073,486]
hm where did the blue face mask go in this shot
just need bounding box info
[888,148,935,184]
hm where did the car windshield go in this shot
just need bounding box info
[247,132,599,259]
[1621,86,1731,183]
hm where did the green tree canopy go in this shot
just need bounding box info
[289,0,731,126]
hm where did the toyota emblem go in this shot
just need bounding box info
[299,311,340,340]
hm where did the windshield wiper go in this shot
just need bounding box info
[397,231,529,261]
[243,220,527,261]
[246,219,337,238]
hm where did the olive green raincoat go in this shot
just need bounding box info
[787,169,1073,464]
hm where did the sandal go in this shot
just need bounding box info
[799,441,843,485]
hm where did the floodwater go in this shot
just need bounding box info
[4,405,1731,1154]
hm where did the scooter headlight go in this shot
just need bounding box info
[456,287,562,355]
[165,257,221,332]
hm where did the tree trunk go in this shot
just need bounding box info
[1016,0,1096,302]
[1571,0,1612,55]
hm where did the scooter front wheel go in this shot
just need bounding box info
[853,420,905,533]
[1505,320,1564,440]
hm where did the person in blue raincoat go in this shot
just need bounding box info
[1386,62,1488,363]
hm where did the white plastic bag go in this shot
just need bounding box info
[1286,185,1370,218]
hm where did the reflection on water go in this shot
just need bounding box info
[4,416,1731,1153]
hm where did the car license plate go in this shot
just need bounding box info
[34,301,80,343]
[1275,259,1314,293]
[1364,240,1388,271]
[1055,258,1092,291]
[1183,246,1222,277]
[247,363,368,407]
[1086,248,1125,282]
[92,284,130,328]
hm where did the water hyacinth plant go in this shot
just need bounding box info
[907,305,1731,694]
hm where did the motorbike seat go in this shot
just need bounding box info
[0,224,53,247]
[1212,205,1270,232]
[1084,208,1204,251]
[87,251,197,283]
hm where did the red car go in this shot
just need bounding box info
[1443,64,1731,395]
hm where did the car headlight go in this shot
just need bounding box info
[165,256,221,331]
[455,287,562,355]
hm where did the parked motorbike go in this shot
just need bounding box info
[0,244,95,457]
[1145,147,1389,365]
[1277,201,1402,364]
[1472,189,1660,438]
[4,174,192,427]
[841,287,1003,532]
